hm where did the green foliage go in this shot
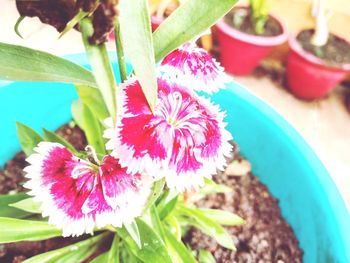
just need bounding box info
[75,85,109,122]
[16,122,43,156]
[0,42,96,86]
[153,0,238,61]
[42,128,79,155]
[118,218,172,263]
[108,234,121,263]
[10,198,41,214]
[176,206,235,250]
[249,0,269,35]
[72,100,106,155]
[198,249,216,263]
[124,220,142,249]
[23,234,106,263]
[80,18,117,120]
[0,217,62,243]
[0,193,31,218]
[198,209,245,226]
[119,0,158,112]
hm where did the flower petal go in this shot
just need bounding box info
[161,43,231,94]
[24,142,152,236]
[109,77,232,191]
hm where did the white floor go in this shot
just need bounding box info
[1,1,350,209]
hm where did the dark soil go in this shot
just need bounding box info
[297,29,350,66]
[224,7,283,37]
[184,152,303,262]
[0,125,303,262]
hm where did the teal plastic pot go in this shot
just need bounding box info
[0,53,349,263]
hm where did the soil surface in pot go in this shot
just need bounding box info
[0,125,303,262]
[224,7,283,37]
[297,29,350,66]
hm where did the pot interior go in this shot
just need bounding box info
[0,53,349,263]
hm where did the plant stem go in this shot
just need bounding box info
[80,18,117,123]
[114,18,128,83]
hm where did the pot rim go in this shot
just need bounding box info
[288,34,350,71]
[216,6,288,47]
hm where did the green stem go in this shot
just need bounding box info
[108,233,120,263]
[80,18,117,123]
[114,18,128,83]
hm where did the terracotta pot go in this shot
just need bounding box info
[286,36,350,100]
[151,15,163,32]
[215,8,288,76]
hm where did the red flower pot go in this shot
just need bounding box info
[216,12,288,76]
[151,16,163,32]
[286,36,350,100]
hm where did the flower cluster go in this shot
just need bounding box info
[24,44,232,236]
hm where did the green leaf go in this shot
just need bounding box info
[165,215,181,241]
[153,0,238,61]
[60,10,89,38]
[23,234,105,263]
[201,178,232,195]
[75,85,109,122]
[198,209,245,226]
[119,0,157,112]
[107,234,120,263]
[118,218,172,263]
[149,205,166,241]
[0,42,96,86]
[91,252,108,263]
[42,128,78,155]
[143,178,165,212]
[72,100,106,155]
[10,198,41,214]
[14,16,25,39]
[0,193,31,218]
[157,192,179,220]
[0,217,61,243]
[80,18,117,120]
[199,249,216,263]
[164,227,197,263]
[16,122,43,156]
[177,206,235,250]
[124,220,142,249]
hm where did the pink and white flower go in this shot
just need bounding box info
[24,142,152,237]
[105,77,232,191]
[160,43,231,94]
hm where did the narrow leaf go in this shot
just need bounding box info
[14,16,25,39]
[16,122,43,156]
[0,217,61,243]
[158,194,178,220]
[107,234,120,263]
[0,42,96,86]
[0,193,31,218]
[23,234,105,263]
[164,227,197,263]
[60,10,89,38]
[91,252,108,263]
[10,198,41,214]
[75,85,109,122]
[143,178,165,212]
[177,206,235,250]
[124,221,142,249]
[80,18,117,119]
[118,218,172,263]
[153,0,238,61]
[119,0,157,111]
[199,209,245,226]
[42,128,78,155]
[199,249,216,263]
[72,100,106,155]
[149,205,166,241]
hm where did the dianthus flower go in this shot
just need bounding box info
[105,77,232,191]
[24,142,152,237]
[160,43,231,94]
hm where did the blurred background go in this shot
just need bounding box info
[0,0,349,208]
